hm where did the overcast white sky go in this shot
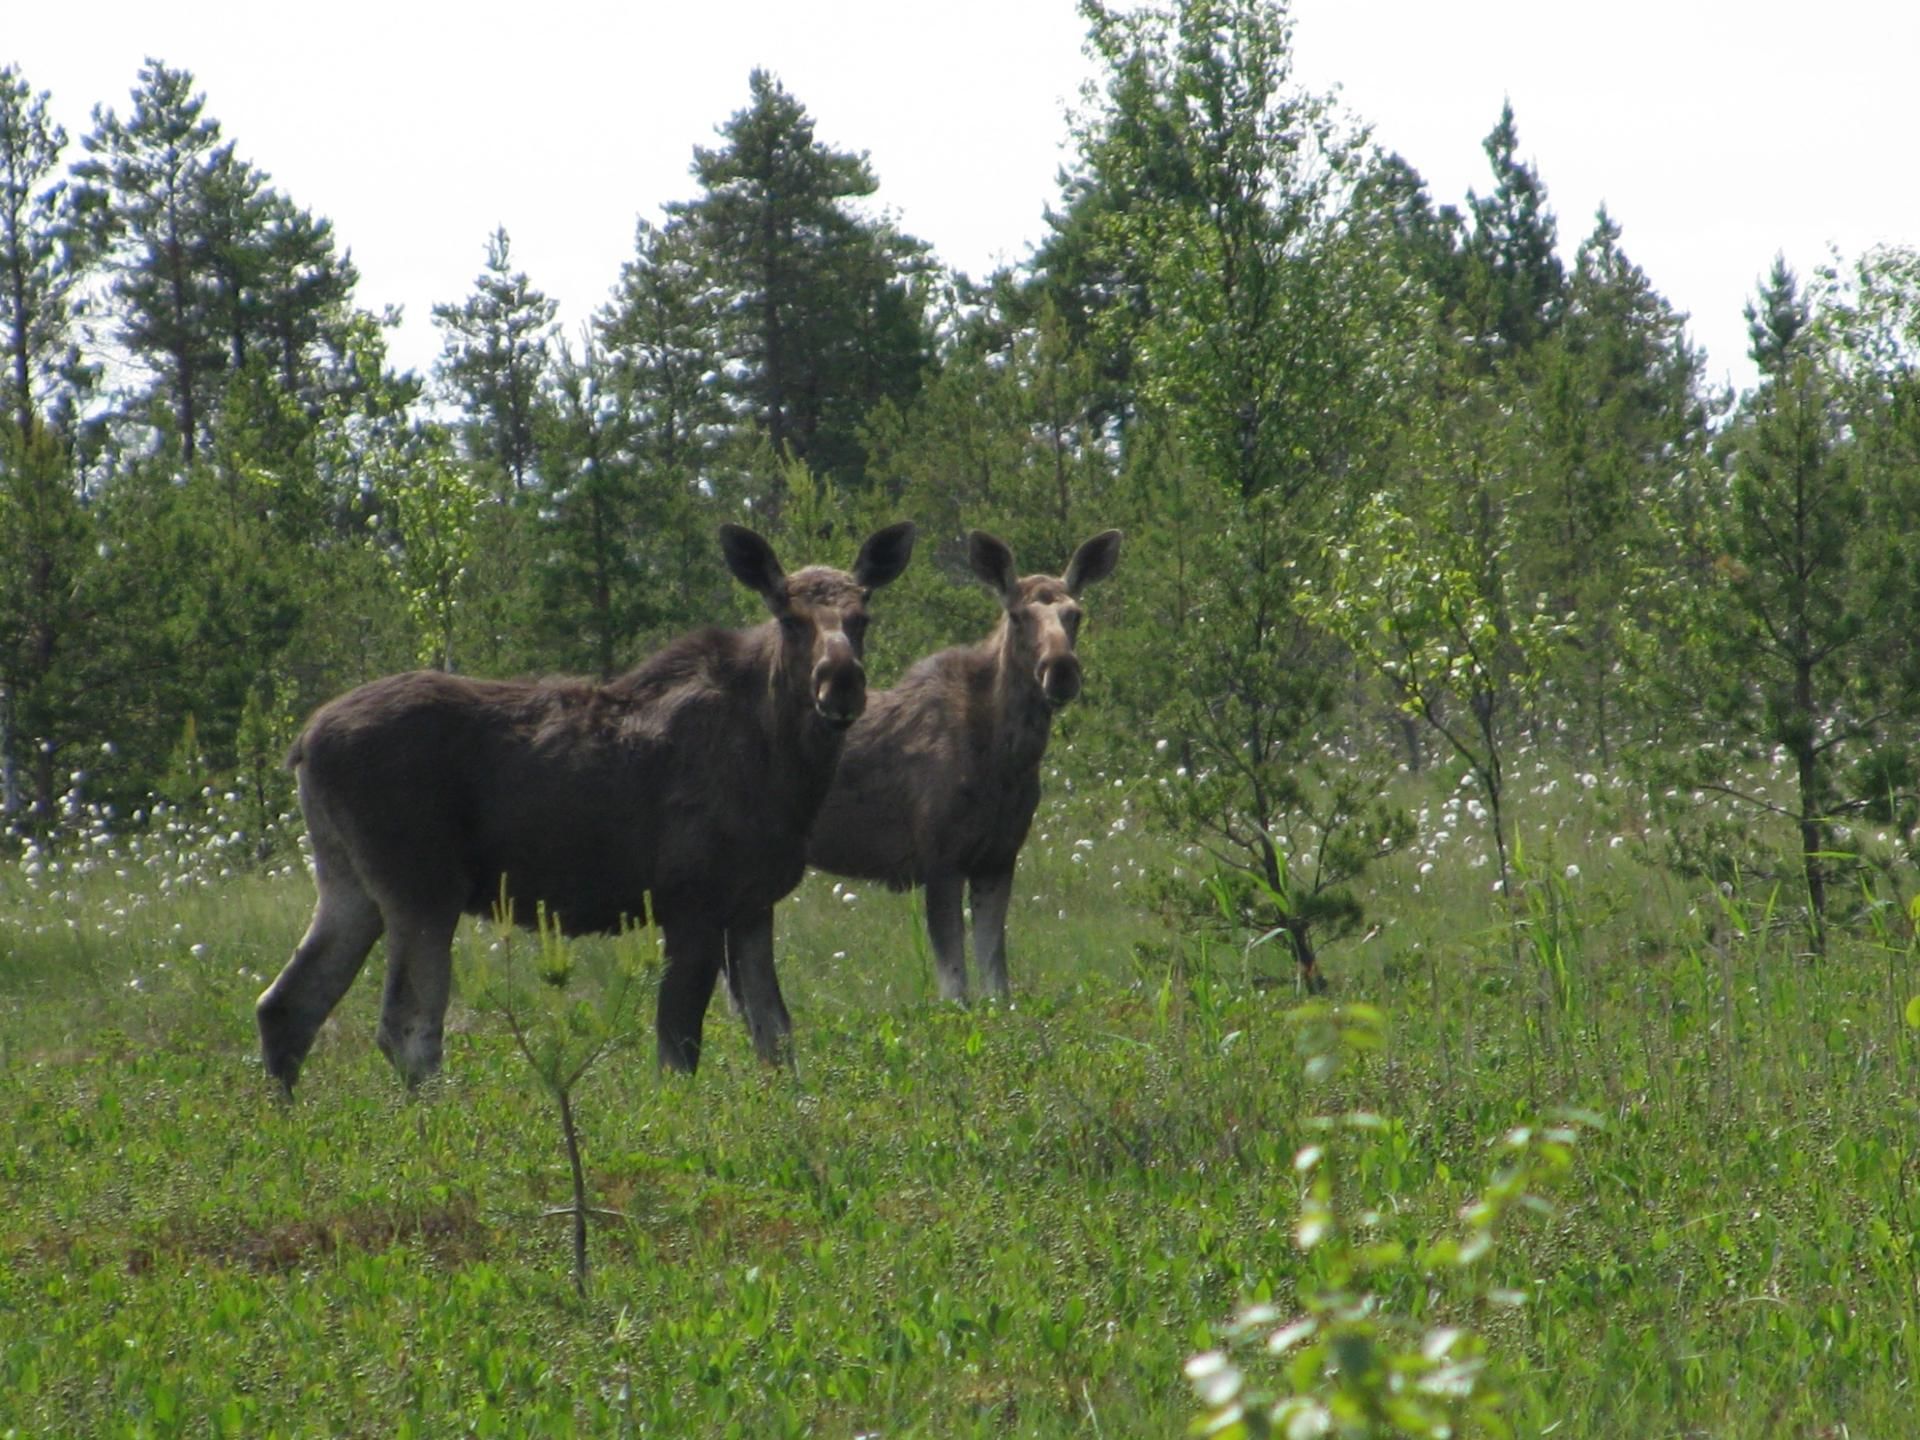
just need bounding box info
[10,1,1918,397]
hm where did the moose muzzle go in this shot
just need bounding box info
[1038,652,1083,708]
[812,633,867,729]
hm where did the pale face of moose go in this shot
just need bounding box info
[784,573,873,727]
[722,523,881,731]
[968,528,1119,712]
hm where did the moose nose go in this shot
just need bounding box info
[1038,654,1082,708]
[813,650,867,729]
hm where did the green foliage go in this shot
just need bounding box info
[0,63,93,433]
[73,60,359,462]
[863,296,1116,563]
[1059,0,1426,967]
[1463,100,1565,363]
[371,434,484,671]
[431,227,557,495]
[670,68,934,493]
[523,334,698,678]
[7,767,1920,1437]
[1640,258,1920,944]
[0,421,94,824]
[1186,1001,1597,1439]
[1306,488,1567,909]
[1509,209,1709,762]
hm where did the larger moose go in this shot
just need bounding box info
[255,521,914,1091]
[727,528,1120,1041]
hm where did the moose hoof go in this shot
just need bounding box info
[376,1023,443,1089]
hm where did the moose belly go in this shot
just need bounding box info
[467,850,655,936]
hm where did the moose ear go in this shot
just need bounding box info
[853,521,916,592]
[719,524,788,609]
[1064,530,1122,596]
[967,530,1019,606]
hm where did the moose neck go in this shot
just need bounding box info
[988,614,1059,770]
[760,621,851,803]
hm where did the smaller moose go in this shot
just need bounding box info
[733,529,1120,1028]
[256,521,914,1092]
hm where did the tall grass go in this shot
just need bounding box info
[2,754,1916,1437]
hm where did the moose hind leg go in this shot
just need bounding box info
[657,920,725,1074]
[256,859,384,1093]
[726,910,794,1069]
[969,869,1016,1000]
[924,875,969,1003]
[375,906,461,1088]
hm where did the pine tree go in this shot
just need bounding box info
[529,337,672,678]
[73,60,236,460]
[599,217,727,480]
[0,66,98,824]
[1648,258,1917,949]
[0,423,93,826]
[593,216,732,632]
[1466,100,1565,362]
[1745,253,1810,380]
[1027,5,1208,437]
[252,193,360,409]
[75,60,360,463]
[1352,151,1471,339]
[1518,208,1707,759]
[431,227,556,494]
[671,69,931,498]
[1,65,92,435]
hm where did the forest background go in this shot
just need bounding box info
[8,0,1920,962]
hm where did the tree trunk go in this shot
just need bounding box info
[1795,659,1827,956]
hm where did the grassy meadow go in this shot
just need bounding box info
[2,753,1918,1438]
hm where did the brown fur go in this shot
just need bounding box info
[255,522,913,1090]
[731,529,1120,1020]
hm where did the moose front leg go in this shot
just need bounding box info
[968,869,1016,1000]
[657,919,725,1074]
[725,909,795,1070]
[923,874,969,1002]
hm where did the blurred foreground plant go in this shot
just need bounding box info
[1186,1002,1599,1438]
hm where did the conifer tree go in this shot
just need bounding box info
[671,70,931,498]
[431,227,556,494]
[1466,100,1564,363]
[0,423,92,825]
[528,336,681,679]
[1646,259,1918,948]
[74,60,360,462]
[73,59,232,460]
[1,65,92,435]
[1352,152,1470,333]
[1519,209,1707,759]
[599,217,728,483]
[1745,253,1810,380]
[0,66,96,824]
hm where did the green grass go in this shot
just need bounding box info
[3,766,1918,1437]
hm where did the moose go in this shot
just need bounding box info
[255,521,915,1092]
[725,528,1120,1038]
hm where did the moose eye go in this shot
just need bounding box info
[844,614,869,642]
